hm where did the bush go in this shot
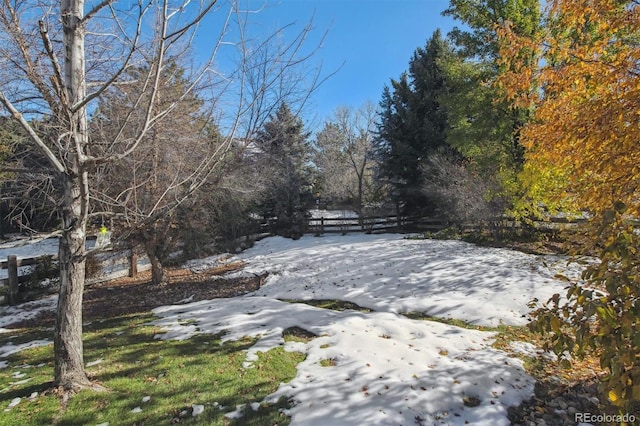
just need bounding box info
[21,255,59,294]
[529,203,640,412]
[422,152,506,228]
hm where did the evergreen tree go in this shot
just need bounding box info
[376,30,452,214]
[256,102,312,237]
[313,121,350,202]
[442,0,540,209]
[444,0,539,63]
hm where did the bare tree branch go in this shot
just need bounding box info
[0,91,66,173]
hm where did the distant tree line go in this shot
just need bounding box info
[0,0,543,247]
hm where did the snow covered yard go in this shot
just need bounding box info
[150,233,574,425]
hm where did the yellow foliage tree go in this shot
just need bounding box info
[498,0,639,216]
[498,0,640,411]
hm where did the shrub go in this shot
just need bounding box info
[529,203,640,412]
[22,255,59,294]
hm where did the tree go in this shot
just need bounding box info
[499,0,639,217]
[444,0,540,62]
[498,0,640,409]
[422,152,506,229]
[313,121,350,202]
[442,0,540,214]
[90,62,215,284]
[376,30,452,214]
[0,0,323,392]
[0,117,63,233]
[313,103,382,216]
[255,102,312,237]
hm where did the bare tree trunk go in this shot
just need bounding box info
[148,253,164,285]
[357,176,364,226]
[54,173,91,390]
[53,0,92,391]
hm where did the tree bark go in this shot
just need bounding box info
[54,173,91,390]
[54,0,92,391]
[142,230,165,285]
[149,252,164,285]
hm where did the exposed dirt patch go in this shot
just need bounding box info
[9,262,267,328]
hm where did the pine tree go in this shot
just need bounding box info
[256,102,312,237]
[376,30,452,214]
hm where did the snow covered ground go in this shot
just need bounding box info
[151,234,578,425]
[0,233,582,425]
[308,209,359,219]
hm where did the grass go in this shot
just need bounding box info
[0,314,304,426]
[281,299,372,313]
[282,326,317,343]
[0,297,599,425]
[401,311,494,331]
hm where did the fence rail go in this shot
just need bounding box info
[307,216,446,235]
[0,248,150,305]
[0,254,55,305]
[1,214,588,305]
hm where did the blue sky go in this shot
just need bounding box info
[275,0,458,124]
[198,0,460,131]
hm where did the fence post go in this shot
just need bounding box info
[7,255,19,305]
[129,251,137,278]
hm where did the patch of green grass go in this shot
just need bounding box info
[319,358,336,367]
[282,299,372,313]
[401,312,494,331]
[282,326,317,343]
[0,313,304,426]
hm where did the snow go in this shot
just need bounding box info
[0,237,60,262]
[224,404,246,419]
[0,236,149,283]
[1,233,580,425]
[199,234,572,327]
[192,404,204,416]
[4,397,21,411]
[86,358,103,367]
[0,238,60,281]
[151,234,575,425]
[0,296,57,330]
[308,209,358,219]
[0,339,51,359]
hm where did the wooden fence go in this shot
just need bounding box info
[306,214,589,236]
[1,214,588,305]
[307,216,446,235]
[0,249,150,305]
[0,254,53,305]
